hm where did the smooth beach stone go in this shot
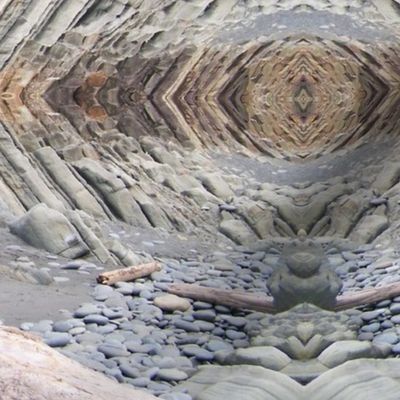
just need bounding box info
[156,368,188,382]
[74,304,102,318]
[83,315,109,325]
[154,294,191,312]
[98,343,130,358]
[373,332,399,345]
[53,320,75,333]
[44,332,72,347]
[317,341,374,368]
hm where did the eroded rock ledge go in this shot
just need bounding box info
[0,325,155,400]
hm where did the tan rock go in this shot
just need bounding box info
[0,326,156,400]
[154,294,191,312]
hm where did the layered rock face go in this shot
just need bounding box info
[0,0,399,252]
[2,1,400,399]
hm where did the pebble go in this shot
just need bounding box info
[206,340,234,352]
[358,332,374,341]
[98,343,130,358]
[221,316,247,328]
[381,320,394,329]
[193,302,213,310]
[373,332,399,345]
[390,303,400,315]
[44,332,72,347]
[181,345,214,361]
[93,285,114,301]
[61,262,82,270]
[83,315,109,325]
[154,294,191,312]
[360,322,380,333]
[392,343,400,354]
[53,320,75,332]
[192,310,216,322]
[128,377,151,387]
[360,309,385,322]
[225,329,246,340]
[156,368,188,382]
[174,320,200,332]
[120,364,141,379]
[74,304,101,318]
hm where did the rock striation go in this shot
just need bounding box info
[1,1,400,399]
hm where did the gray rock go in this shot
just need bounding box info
[157,368,188,382]
[206,340,234,353]
[317,341,376,368]
[216,346,291,370]
[102,308,125,319]
[174,320,200,333]
[361,322,380,333]
[181,345,214,361]
[74,304,102,318]
[44,332,72,347]
[83,315,109,325]
[192,310,216,322]
[126,377,151,388]
[98,343,130,358]
[9,204,88,259]
[193,321,215,332]
[93,285,114,301]
[193,302,213,311]
[119,364,141,379]
[390,303,400,315]
[373,332,399,345]
[225,329,246,340]
[30,320,53,334]
[360,309,385,321]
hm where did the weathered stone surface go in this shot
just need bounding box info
[317,340,378,368]
[179,360,400,399]
[0,326,156,400]
[219,219,257,245]
[215,346,291,371]
[9,203,88,258]
[1,4,400,398]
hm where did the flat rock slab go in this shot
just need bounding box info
[179,359,400,400]
[0,326,156,400]
[215,346,291,371]
[317,340,389,368]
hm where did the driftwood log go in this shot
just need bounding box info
[167,282,400,313]
[97,261,161,285]
[334,282,400,310]
[168,283,276,312]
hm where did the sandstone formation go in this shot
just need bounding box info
[1,1,400,399]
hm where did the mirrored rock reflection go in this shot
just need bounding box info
[2,1,400,399]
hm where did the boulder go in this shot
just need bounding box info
[219,219,257,245]
[9,203,89,258]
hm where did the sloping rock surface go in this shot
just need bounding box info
[0,325,156,400]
